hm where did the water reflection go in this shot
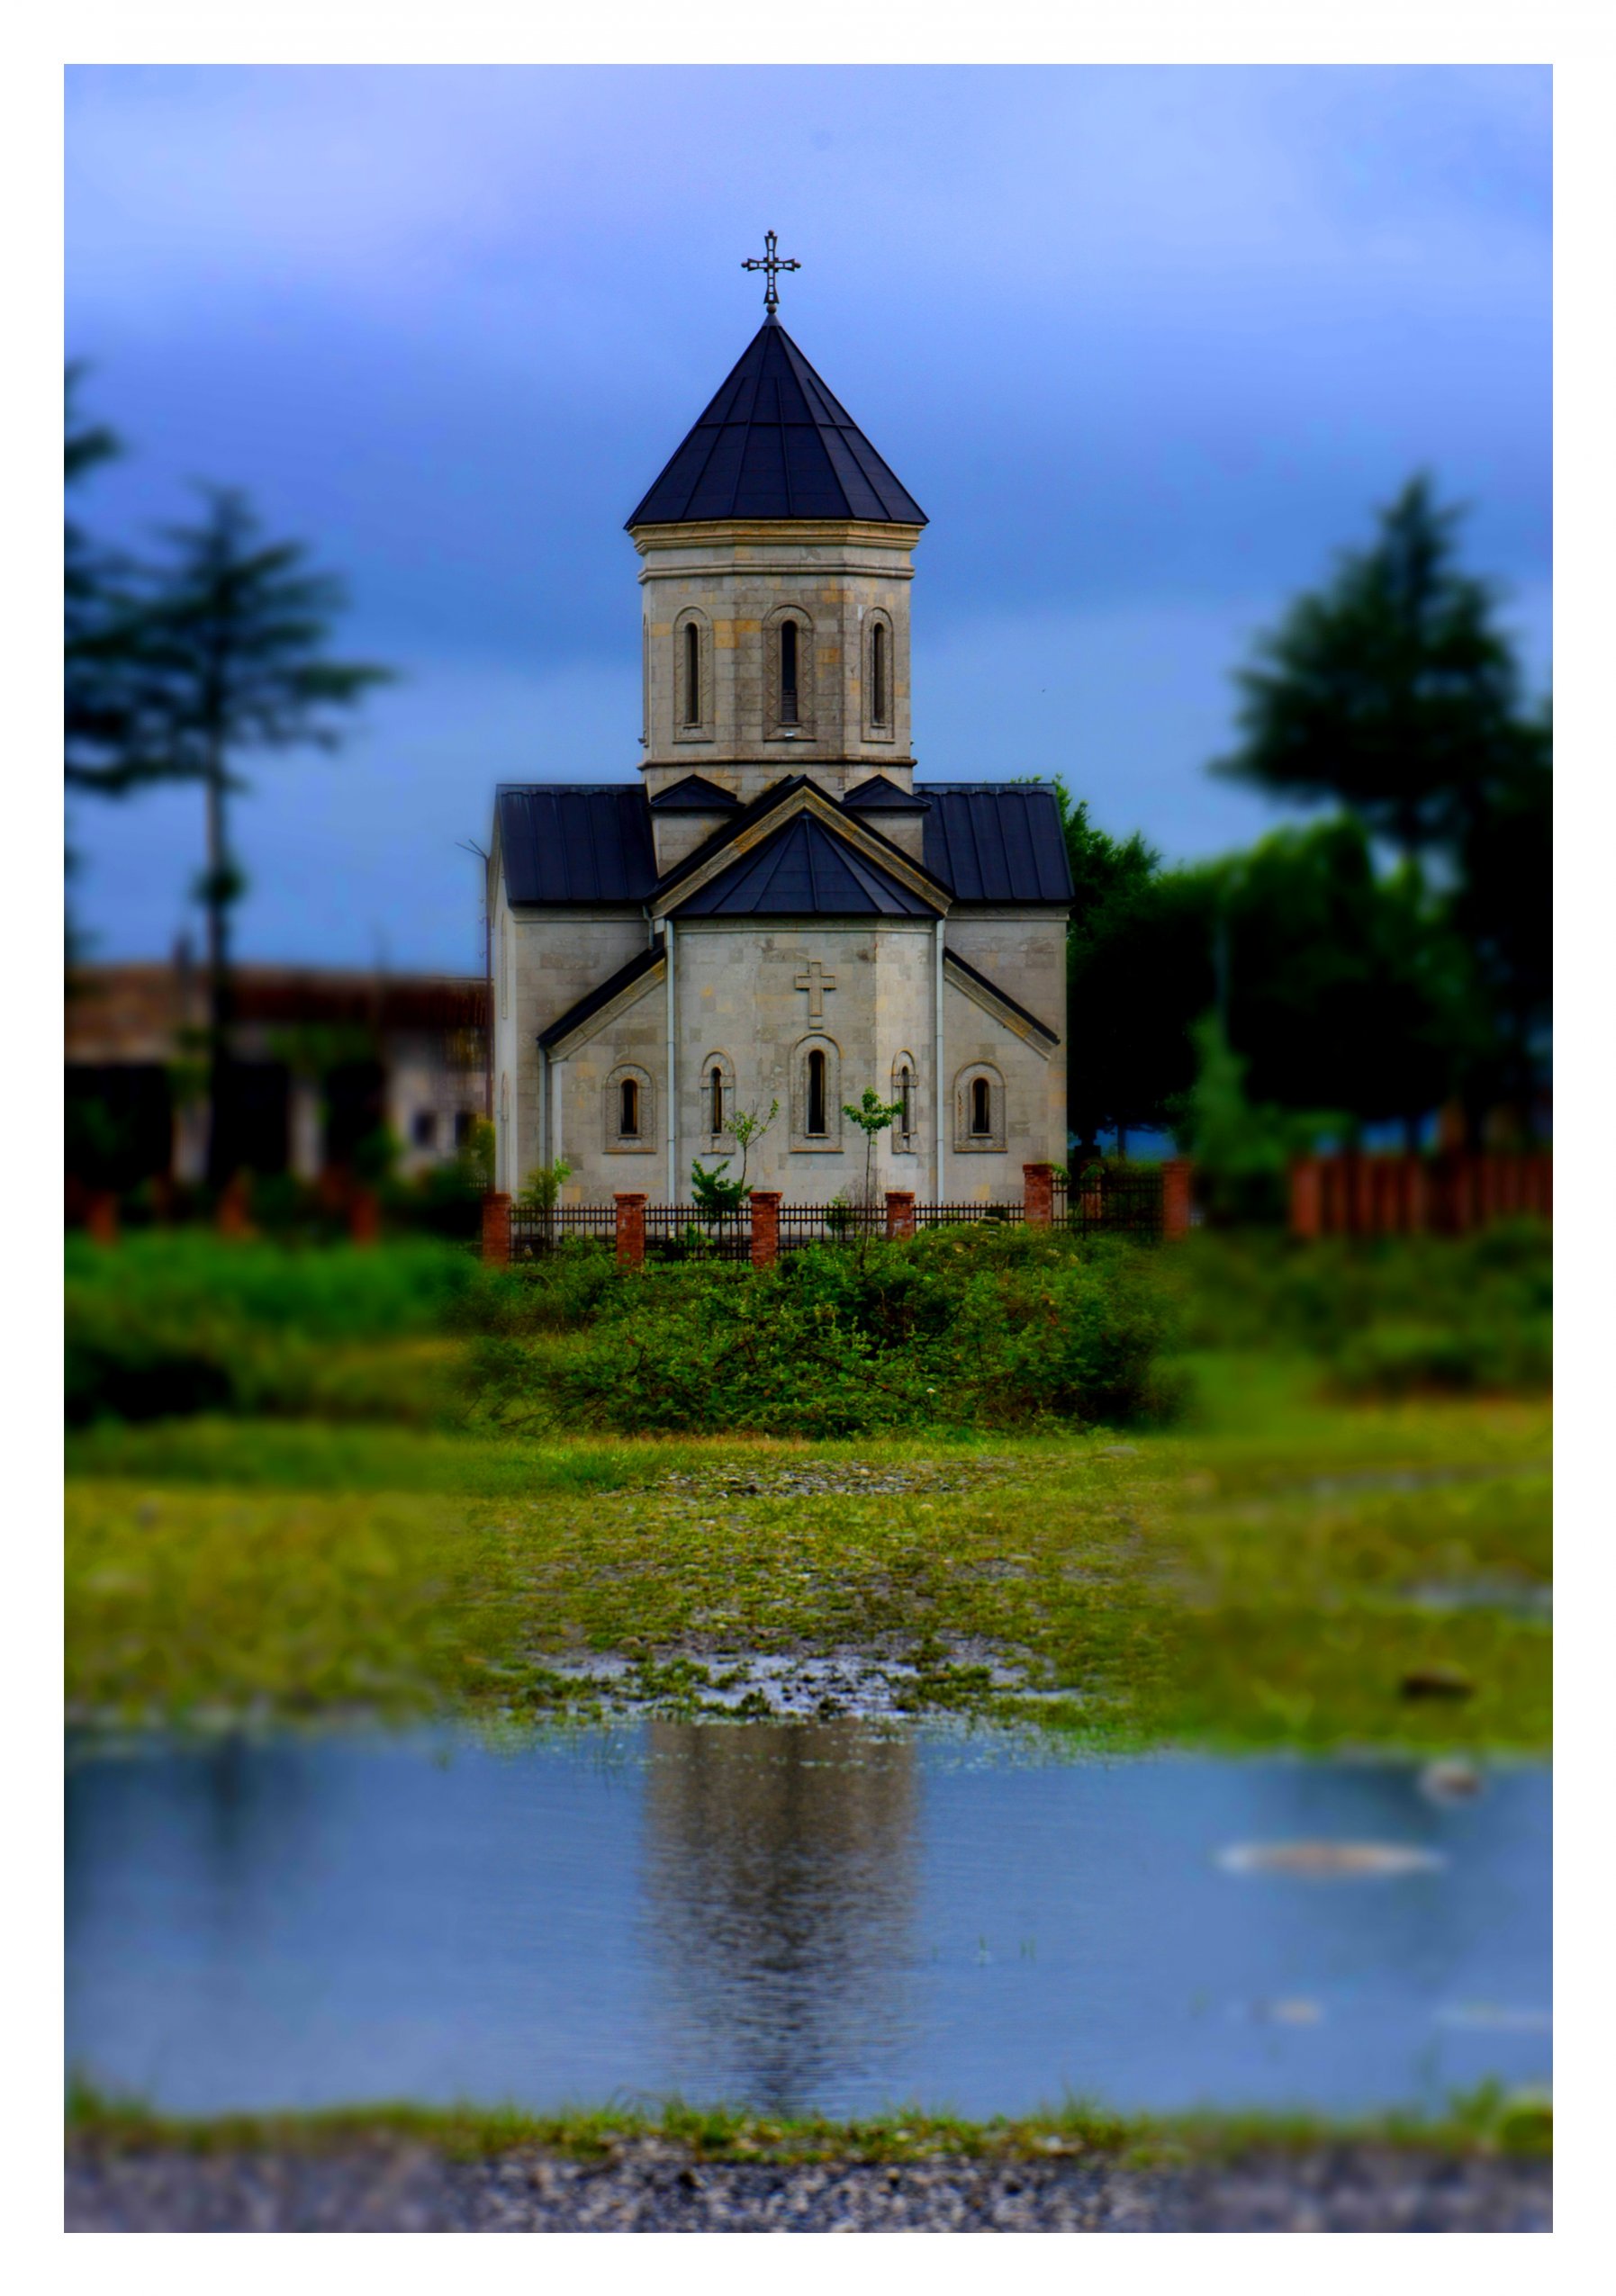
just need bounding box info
[64,1731,1551,2120]
[641,1722,919,2112]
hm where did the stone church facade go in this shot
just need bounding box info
[488,307,1073,1207]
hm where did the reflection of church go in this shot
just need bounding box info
[641,1722,918,2113]
[487,241,1073,1204]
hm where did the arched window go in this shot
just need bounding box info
[709,1065,724,1135]
[807,1047,826,1135]
[682,622,700,726]
[954,1063,1006,1153]
[899,1064,913,1135]
[780,619,799,723]
[606,1064,655,1155]
[871,621,888,725]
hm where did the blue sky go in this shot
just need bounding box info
[65,64,1551,975]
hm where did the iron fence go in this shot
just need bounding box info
[777,1202,886,1251]
[912,1201,1023,1230]
[1054,1167,1164,1240]
[644,1206,754,1264]
[510,1203,616,1259]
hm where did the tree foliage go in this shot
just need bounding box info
[122,487,393,1182]
[1214,475,1527,862]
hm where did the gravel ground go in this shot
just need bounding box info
[65,2141,1551,2232]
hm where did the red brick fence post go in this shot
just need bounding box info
[217,1172,252,1238]
[885,1189,916,1240]
[1290,1157,1323,1240]
[1161,1157,1194,1241]
[481,1190,510,1267]
[749,1190,781,1268]
[614,1192,646,1269]
[1023,1163,1054,1229]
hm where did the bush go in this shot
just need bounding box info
[64,1236,475,1425]
[1169,1222,1551,1396]
[464,1225,1182,1438]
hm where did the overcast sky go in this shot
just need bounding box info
[66,64,1551,975]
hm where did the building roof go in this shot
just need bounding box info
[496,785,658,905]
[626,320,926,528]
[66,961,488,1061]
[944,947,1060,1046]
[647,773,745,812]
[922,784,1075,905]
[672,810,941,918]
[841,773,931,815]
[537,940,664,1050]
[496,777,1072,913]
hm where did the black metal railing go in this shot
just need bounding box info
[1054,1167,1164,1240]
[912,1201,1023,1230]
[644,1206,753,1264]
[510,1203,616,1259]
[777,1202,886,1251]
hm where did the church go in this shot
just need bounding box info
[487,248,1074,1208]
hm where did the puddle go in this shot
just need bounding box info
[520,1639,1057,1719]
[66,1728,1549,2121]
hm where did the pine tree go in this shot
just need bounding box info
[129,487,393,1184]
[1214,475,1524,864]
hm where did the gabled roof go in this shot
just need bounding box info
[922,784,1075,905]
[842,774,931,815]
[648,773,744,813]
[497,785,658,905]
[944,948,1060,1048]
[495,775,1074,913]
[537,940,664,1051]
[672,811,941,918]
[626,320,926,528]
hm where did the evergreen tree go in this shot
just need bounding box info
[1214,475,1524,863]
[1449,700,1552,1136]
[1049,784,1209,1155]
[1209,818,1476,1148]
[64,367,145,972]
[129,488,393,1184]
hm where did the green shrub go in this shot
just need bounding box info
[465,1225,1181,1437]
[64,1236,474,1426]
[1170,1222,1551,1396]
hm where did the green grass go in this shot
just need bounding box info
[65,1355,1551,1750]
[64,2077,1551,2165]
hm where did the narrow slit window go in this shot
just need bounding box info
[709,1066,724,1134]
[971,1076,992,1136]
[619,1078,640,1137]
[899,1066,912,1135]
[682,623,700,725]
[871,623,888,725]
[780,619,799,723]
[807,1048,826,1135]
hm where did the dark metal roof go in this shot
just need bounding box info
[921,784,1074,905]
[497,785,658,905]
[673,812,940,918]
[648,773,744,813]
[627,321,926,528]
[944,948,1060,1045]
[537,940,664,1049]
[841,774,931,815]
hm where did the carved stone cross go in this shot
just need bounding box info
[794,958,837,1022]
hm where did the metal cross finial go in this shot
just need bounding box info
[742,230,800,319]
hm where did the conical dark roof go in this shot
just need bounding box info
[627,320,925,528]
